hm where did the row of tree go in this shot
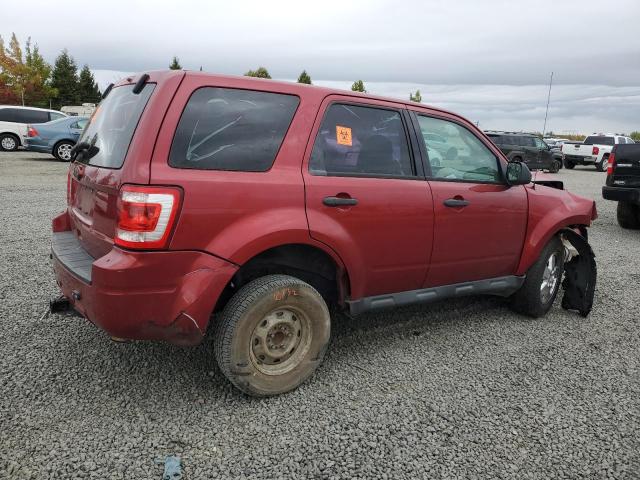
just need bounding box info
[238,65,423,102]
[0,33,102,109]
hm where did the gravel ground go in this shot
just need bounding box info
[1,152,638,479]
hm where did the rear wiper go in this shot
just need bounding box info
[71,141,99,161]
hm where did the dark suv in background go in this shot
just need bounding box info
[486,131,562,173]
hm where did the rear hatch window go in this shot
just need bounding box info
[76,83,155,169]
[584,136,614,146]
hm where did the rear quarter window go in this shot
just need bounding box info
[169,87,300,172]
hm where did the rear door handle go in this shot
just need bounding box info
[443,198,470,207]
[323,196,358,207]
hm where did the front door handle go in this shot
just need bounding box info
[323,196,358,207]
[443,198,470,208]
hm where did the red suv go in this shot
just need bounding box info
[51,71,597,396]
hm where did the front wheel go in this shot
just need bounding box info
[510,236,565,318]
[0,133,19,151]
[214,275,331,396]
[53,141,75,161]
[549,159,561,173]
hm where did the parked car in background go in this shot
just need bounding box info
[51,71,597,396]
[562,134,635,171]
[602,143,640,229]
[0,106,67,151]
[485,131,562,172]
[544,138,571,151]
[61,103,97,117]
[23,116,89,161]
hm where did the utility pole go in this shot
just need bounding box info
[542,71,553,137]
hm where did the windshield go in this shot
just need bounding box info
[76,83,155,168]
[584,136,614,146]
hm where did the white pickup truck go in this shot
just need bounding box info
[562,134,635,171]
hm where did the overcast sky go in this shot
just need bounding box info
[3,0,640,133]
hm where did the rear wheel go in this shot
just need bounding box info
[617,201,640,229]
[0,133,19,151]
[564,159,575,169]
[510,236,565,318]
[214,274,331,396]
[596,155,608,172]
[53,141,75,161]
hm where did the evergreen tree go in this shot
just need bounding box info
[169,56,182,70]
[78,65,101,104]
[297,70,312,84]
[244,67,271,79]
[351,80,366,93]
[50,49,79,109]
[409,89,422,103]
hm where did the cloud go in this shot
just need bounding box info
[5,0,638,132]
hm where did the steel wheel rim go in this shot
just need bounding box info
[540,252,560,304]
[58,144,73,160]
[1,137,16,150]
[250,307,312,376]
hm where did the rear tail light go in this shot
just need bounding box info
[27,125,39,137]
[592,146,599,156]
[607,153,616,175]
[115,185,182,250]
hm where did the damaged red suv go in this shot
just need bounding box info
[51,71,597,396]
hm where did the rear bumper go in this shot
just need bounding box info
[564,154,595,164]
[602,186,640,204]
[51,222,238,345]
[22,138,50,152]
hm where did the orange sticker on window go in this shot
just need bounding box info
[336,125,352,146]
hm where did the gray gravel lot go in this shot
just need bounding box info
[1,152,638,479]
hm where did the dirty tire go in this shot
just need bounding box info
[0,133,19,151]
[596,155,608,172]
[214,274,330,397]
[564,160,575,169]
[616,201,640,229]
[510,236,565,318]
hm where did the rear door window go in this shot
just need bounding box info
[309,103,414,177]
[169,87,299,172]
[76,83,155,169]
[0,108,19,122]
[20,109,50,123]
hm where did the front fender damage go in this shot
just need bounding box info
[560,228,596,317]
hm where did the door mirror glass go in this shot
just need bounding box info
[506,161,532,185]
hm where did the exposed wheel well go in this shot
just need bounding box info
[214,244,349,313]
[1,132,21,146]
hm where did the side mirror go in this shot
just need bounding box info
[506,161,532,185]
